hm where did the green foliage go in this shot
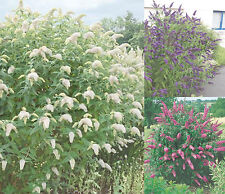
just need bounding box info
[210,160,225,193]
[214,45,225,66]
[101,11,144,49]
[0,2,143,193]
[211,98,225,117]
[144,175,204,194]
[144,97,175,127]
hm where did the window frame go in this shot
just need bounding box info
[213,10,225,30]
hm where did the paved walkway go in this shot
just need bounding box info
[198,66,225,97]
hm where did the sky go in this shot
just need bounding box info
[0,0,143,24]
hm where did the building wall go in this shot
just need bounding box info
[144,0,225,47]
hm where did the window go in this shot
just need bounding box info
[213,11,225,30]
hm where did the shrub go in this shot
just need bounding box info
[0,1,144,193]
[145,101,225,187]
[144,1,219,97]
[210,160,225,193]
[213,45,225,66]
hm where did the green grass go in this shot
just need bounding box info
[214,45,225,66]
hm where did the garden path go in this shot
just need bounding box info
[199,66,225,97]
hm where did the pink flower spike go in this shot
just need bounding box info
[216,130,223,136]
[186,158,194,170]
[183,163,186,170]
[196,154,201,159]
[173,101,178,112]
[205,151,214,158]
[158,143,162,147]
[194,179,201,186]
[177,149,185,159]
[201,134,207,138]
[185,121,189,129]
[160,133,165,137]
[168,165,173,169]
[198,146,204,151]
[166,136,175,142]
[203,176,208,183]
[189,145,195,151]
[172,119,179,125]
[195,172,203,179]
[172,169,176,177]
[216,140,225,145]
[202,105,209,120]
[206,145,212,149]
[148,145,156,149]
[164,147,169,153]
[144,160,150,164]
[182,144,187,149]
[150,174,155,178]
[177,133,181,139]
[191,153,197,159]
[186,135,190,143]
[194,125,199,130]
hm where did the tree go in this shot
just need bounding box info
[101,11,144,49]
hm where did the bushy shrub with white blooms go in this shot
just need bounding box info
[0,1,143,193]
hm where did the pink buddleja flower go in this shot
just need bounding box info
[201,134,207,138]
[203,160,209,166]
[172,169,176,177]
[191,153,197,159]
[214,147,225,151]
[198,146,204,151]
[150,174,155,178]
[166,136,175,142]
[161,101,168,112]
[194,124,199,130]
[182,144,187,149]
[148,145,156,149]
[195,172,203,179]
[183,163,186,170]
[203,176,208,182]
[177,149,184,159]
[185,121,189,129]
[186,135,190,143]
[196,154,201,159]
[164,147,169,153]
[160,133,165,137]
[168,165,173,169]
[186,158,194,170]
[172,119,179,125]
[177,133,181,139]
[216,140,225,145]
[189,145,195,151]
[216,130,223,136]
[202,119,210,127]
[158,144,162,147]
[194,179,200,186]
[205,151,214,158]
[202,105,209,120]
[189,108,194,117]
[173,101,177,112]
[144,160,150,164]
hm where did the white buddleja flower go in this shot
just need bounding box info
[111,148,116,154]
[131,127,141,136]
[5,123,17,136]
[78,118,92,132]
[27,69,39,86]
[52,167,59,176]
[32,186,40,193]
[112,33,124,41]
[76,129,82,138]
[18,107,30,124]
[83,87,95,104]
[53,149,60,160]
[8,65,15,74]
[40,46,52,57]
[112,124,126,133]
[104,163,112,172]
[79,103,87,112]
[86,46,103,55]
[0,80,8,98]
[20,159,26,170]
[30,18,41,30]
[91,144,100,155]
[22,20,29,33]
[69,158,75,170]
[104,30,114,36]
[61,78,70,90]
[45,104,54,112]
[127,74,138,81]
[29,49,40,58]
[29,46,52,61]
[52,54,62,60]
[127,93,134,101]
[130,108,144,120]
[0,153,3,159]
[107,48,122,57]
[83,31,94,39]
[93,120,100,131]
[90,23,102,31]
[65,32,81,44]
[42,182,47,190]
[108,75,119,86]
[50,139,56,149]
[61,95,74,109]
[69,132,75,143]
[92,60,102,69]
[111,111,123,123]
[2,160,7,171]
[118,43,130,50]
[98,159,105,168]
[60,66,71,75]
[46,173,51,180]
[59,114,73,123]
[107,93,121,104]
[103,143,112,153]
[109,63,123,73]
[132,101,142,110]
[39,116,50,130]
